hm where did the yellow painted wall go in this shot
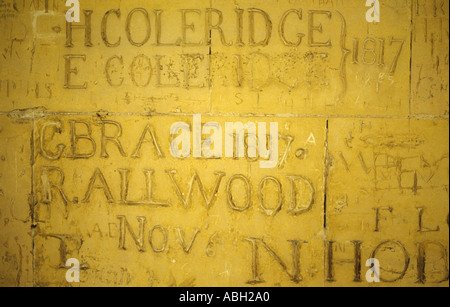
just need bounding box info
[0,0,448,287]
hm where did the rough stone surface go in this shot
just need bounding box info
[0,0,448,287]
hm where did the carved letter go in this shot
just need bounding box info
[308,10,332,47]
[41,167,70,209]
[205,8,231,46]
[259,177,282,216]
[149,226,168,253]
[102,10,121,47]
[417,207,440,232]
[245,238,305,284]
[248,8,272,47]
[132,124,164,158]
[175,228,200,254]
[126,8,151,47]
[64,55,87,89]
[65,10,93,47]
[279,9,305,47]
[100,120,127,158]
[154,10,181,46]
[166,170,225,209]
[235,8,245,46]
[373,207,393,232]
[40,121,65,160]
[67,120,96,159]
[180,9,202,46]
[416,241,449,284]
[227,174,251,212]
[117,216,146,252]
[83,168,114,203]
[105,55,124,87]
[371,241,410,283]
[326,241,362,282]
[118,169,169,207]
[286,176,315,215]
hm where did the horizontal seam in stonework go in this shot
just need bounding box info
[1,111,449,120]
